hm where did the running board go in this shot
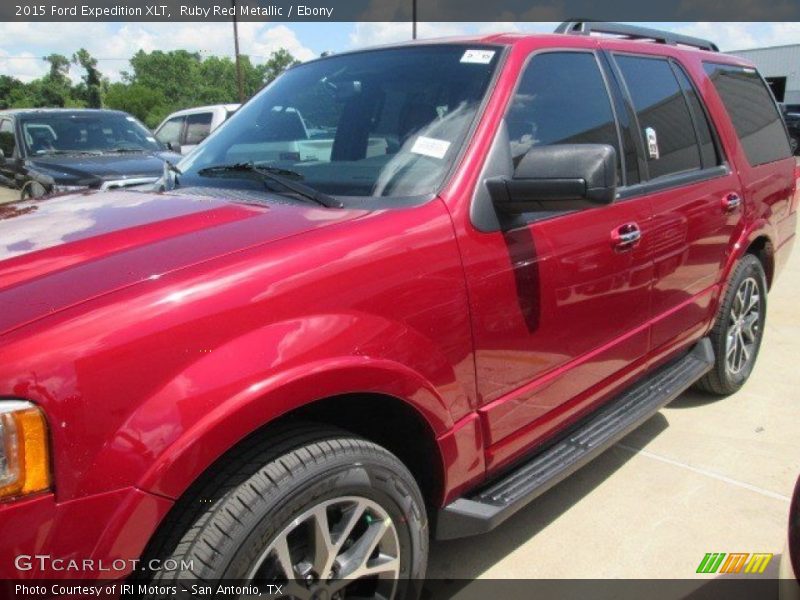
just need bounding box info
[435,338,714,540]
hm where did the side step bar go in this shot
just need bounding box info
[435,339,714,540]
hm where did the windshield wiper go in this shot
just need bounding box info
[108,147,147,153]
[197,162,343,208]
[36,149,102,156]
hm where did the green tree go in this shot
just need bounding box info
[259,49,300,86]
[40,53,73,107]
[73,48,104,108]
[0,46,299,123]
[104,82,168,127]
[0,76,26,109]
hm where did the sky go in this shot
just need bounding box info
[0,21,799,83]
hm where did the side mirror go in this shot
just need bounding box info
[790,137,799,154]
[487,144,617,214]
[166,141,182,154]
[0,148,5,164]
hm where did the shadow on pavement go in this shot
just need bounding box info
[424,412,670,597]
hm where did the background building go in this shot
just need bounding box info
[732,44,800,107]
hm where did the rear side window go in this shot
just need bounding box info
[703,63,792,166]
[505,52,622,181]
[673,65,720,169]
[185,112,214,145]
[615,55,702,179]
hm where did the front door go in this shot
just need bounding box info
[462,50,654,469]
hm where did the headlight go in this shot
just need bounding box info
[51,184,89,194]
[0,401,50,500]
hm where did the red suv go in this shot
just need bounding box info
[1,22,797,597]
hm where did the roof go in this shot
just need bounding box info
[163,104,241,118]
[299,27,730,68]
[0,108,131,118]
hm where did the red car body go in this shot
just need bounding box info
[0,33,797,579]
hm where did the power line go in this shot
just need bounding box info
[0,56,130,60]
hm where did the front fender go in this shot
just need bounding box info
[89,312,458,501]
[137,356,451,500]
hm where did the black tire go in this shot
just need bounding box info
[139,424,428,599]
[696,254,767,395]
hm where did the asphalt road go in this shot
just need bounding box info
[428,240,799,592]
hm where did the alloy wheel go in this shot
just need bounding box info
[726,276,761,375]
[247,496,401,600]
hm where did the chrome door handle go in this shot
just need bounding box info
[612,223,642,250]
[722,193,742,212]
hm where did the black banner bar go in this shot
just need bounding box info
[3,0,800,22]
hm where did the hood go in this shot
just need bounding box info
[27,151,182,187]
[0,189,364,336]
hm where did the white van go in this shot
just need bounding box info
[154,104,240,155]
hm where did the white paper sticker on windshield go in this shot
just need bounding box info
[411,136,451,159]
[461,49,495,64]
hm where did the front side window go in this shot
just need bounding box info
[505,52,621,180]
[703,62,792,167]
[19,112,161,156]
[178,45,501,199]
[0,120,15,157]
[156,116,185,146]
[615,55,702,179]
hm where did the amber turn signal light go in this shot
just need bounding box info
[0,401,50,500]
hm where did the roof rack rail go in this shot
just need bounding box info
[554,21,719,52]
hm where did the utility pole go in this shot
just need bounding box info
[232,0,245,103]
[412,0,417,40]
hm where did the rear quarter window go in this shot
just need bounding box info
[703,63,792,166]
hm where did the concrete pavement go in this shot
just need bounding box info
[0,187,18,204]
[429,241,799,589]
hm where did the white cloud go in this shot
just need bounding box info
[0,48,49,83]
[348,22,471,48]
[0,21,316,82]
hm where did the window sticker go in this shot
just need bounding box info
[461,49,496,64]
[411,136,451,159]
[645,127,660,160]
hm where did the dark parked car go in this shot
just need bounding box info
[0,22,797,596]
[784,111,800,155]
[0,108,181,200]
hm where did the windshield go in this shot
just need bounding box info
[20,112,161,156]
[177,44,501,199]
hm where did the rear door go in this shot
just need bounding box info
[464,50,655,468]
[608,52,744,356]
[702,62,796,267]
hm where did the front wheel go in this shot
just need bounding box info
[697,254,767,395]
[141,425,428,600]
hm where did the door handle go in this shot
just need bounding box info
[722,193,742,212]
[611,223,642,251]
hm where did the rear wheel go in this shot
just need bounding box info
[141,424,428,600]
[697,254,767,395]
